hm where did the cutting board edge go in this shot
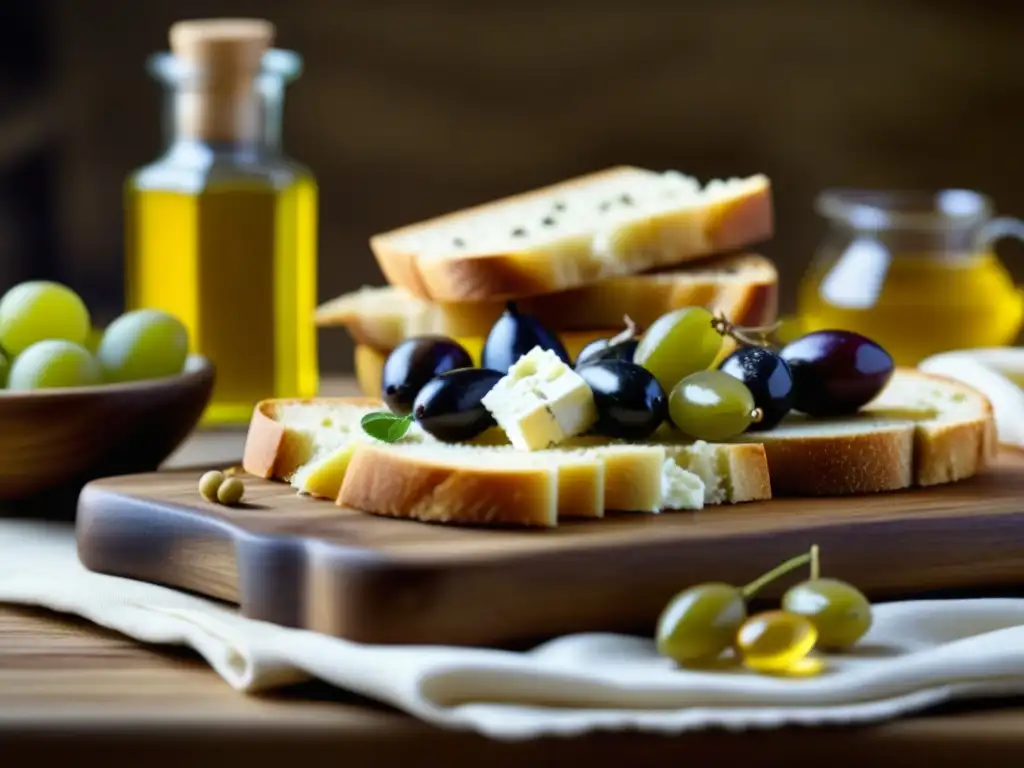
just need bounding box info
[75,459,1024,647]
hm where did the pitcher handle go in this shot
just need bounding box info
[975,216,1024,251]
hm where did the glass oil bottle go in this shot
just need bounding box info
[124,19,318,425]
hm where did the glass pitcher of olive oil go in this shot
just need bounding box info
[797,189,1024,366]
[124,19,318,425]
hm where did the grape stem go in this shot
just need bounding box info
[740,548,813,600]
[749,407,764,424]
[810,544,820,581]
[711,312,782,349]
[608,315,641,347]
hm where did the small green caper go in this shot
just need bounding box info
[198,470,225,502]
[216,476,245,506]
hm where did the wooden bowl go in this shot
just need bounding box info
[0,354,214,506]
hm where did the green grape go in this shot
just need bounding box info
[634,307,722,393]
[96,309,189,383]
[781,578,873,649]
[656,582,747,665]
[7,340,101,390]
[0,281,90,356]
[0,350,9,388]
[669,369,759,441]
[736,610,819,674]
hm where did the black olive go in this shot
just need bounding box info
[577,360,667,440]
[718,346,795,430]
[381,336,473,416]
[412,368,503,442]
[481,302,571,374]
[778,330,895,418]
[575,337,639,369]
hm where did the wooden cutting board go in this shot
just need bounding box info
[76,448,1024,647]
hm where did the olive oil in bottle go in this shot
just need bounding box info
[124,19,318,425]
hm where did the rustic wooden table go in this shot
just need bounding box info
[3,377,1024,766]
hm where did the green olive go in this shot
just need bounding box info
[781,577,873,649]
[656,582,747,665]
[216,476,245,506]
[198,470,225,503]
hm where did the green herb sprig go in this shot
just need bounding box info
[361,411,414,443]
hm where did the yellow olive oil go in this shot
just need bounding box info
[128,21,319,424]
[125,174,318,424]
[798,251,1024,366]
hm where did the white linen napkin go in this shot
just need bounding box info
[2,518,1024,740]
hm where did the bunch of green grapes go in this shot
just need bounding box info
[633,307,772,441]
[631,304,895,441]
[655,545,873,676]
[0,281,190,391]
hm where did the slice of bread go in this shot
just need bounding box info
[337,442,561,527]
[242,398,772,528]
[240,370,993,527]
[369,166,773,302]
[529,368,993,497]
[721,368,996,495]
[316,253,778,352]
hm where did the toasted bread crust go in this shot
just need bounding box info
[706,183,775,252]
[888,369,995,489]
[756,429,915,496]
[910,373,998,487]
[242,401,287,479]
[720,442,774,502]
[242,397,381,480]
[373,167,638,245]
[370,168,773,302]
[412,248,561,303]
[913,420,984,487]
[338,444,558,528]
[741,369,996,495]
[370,167,638,301]
[245,366,994,526]
[317,253,778,352]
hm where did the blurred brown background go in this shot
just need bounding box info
[1,0,1022,373]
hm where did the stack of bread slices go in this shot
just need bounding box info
[244,166,996,528]
[315,167,779,397]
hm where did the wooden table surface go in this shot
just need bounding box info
[4,377,1024,766]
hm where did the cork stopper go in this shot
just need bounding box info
[170,19,274,83]
[168,19,275,143]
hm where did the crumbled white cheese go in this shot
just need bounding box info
[660,458,706,511]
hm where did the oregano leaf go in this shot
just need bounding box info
[387,414,414,442]
[360,411,414,443]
